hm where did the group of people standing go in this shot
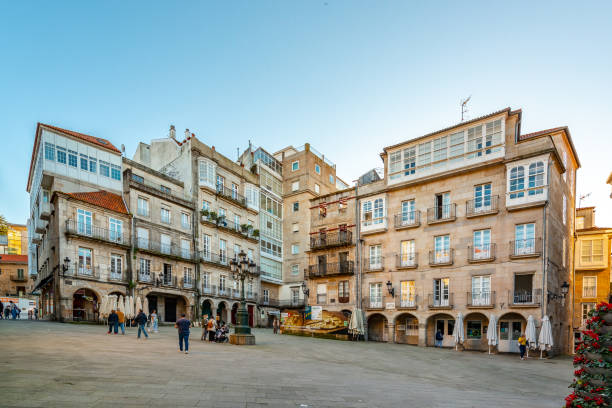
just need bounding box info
[0,300,30,320]
[106,308,159,339]
[200,315,229,343]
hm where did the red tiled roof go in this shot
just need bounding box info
[518,127,567,141]
[66,190,128,215]
[27,123,121,192]
[0,254,28,263]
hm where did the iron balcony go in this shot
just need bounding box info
[308,261,355,278]
[310,230,353,250]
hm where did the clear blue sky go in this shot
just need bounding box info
[1,1,611,226]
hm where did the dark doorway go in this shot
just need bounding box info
[201,300,212,319]
[165,297,177,322]
[231,303,238,325]
[147,295,158,317]
[248,305,254,327]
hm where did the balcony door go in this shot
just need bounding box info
[513,274,534,304]
[435,193,450,219]
[77,209,92,236]
[434,278,449,306]
[400,240,415,266]
[369,245,382,269]
[339,252,348,273]
[474,184,492,212]
[109,218,122,243]
[514,223,535,255]
[471,275,490,306]
[161,234,171,255]
[78,247,92,275]
[400,280,416,307]
[434,235,450,263]
[163,263,172,285]
[317,255,327,275]
[473,229,491,259]
[401,200,415,223]
[369,283,382,308]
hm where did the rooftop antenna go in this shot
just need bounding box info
[121,144,125,156]
[578,192,591,208]
[461,96,471,121]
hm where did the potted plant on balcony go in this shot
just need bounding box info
[252,229,260,238]
[208,211,218,222]
[240,223,251,233]
[200,209,210,219]
[566,302,612,407]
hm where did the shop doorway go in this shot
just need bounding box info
[499,315,524,353]
[432,314,455,347]
[165,297,177,322]
[201,300,213,319]
[367,314,387,342]
[147,295,158,316]
[248,305,254,327]
[72,289,98,322]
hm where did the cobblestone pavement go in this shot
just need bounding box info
[0,320,571,408]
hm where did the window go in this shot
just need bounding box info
[139,258,150,280]
[231,183,239,200]
[509,166,525,199]
[201,234,211,260]
[183,267,193,286]
[563,238,567,267]
[369,245,382,269]
[373,199,384,224]
[294,287,302,304]
[583,276,597,298]
[160,234,171,255]
[291,264,299,275]
[89,157,97,173]
[80,154,88,170]
[109,218,122,243]
[363,201,372,225]
[162,264,172,285]
[582,303,596,326]
[434,192,450,219]
[467,321,482,339]
[219,239,227,264]
[576,216,585,230]
[466,125,483,159]
[245,184,260,210]
[181,239,190,259]
[562,151,568,181]
[400,281,416,307]
[218,208,226,219]
[233,244,240,258]
[263,289,270,303]
[137,228,149,249]
[432,136,447,167]
[259,169,282,196]
[472,229,491,259]
[401,200,415,223]
[315,164,321,174]
[137,197,149,217]
[474,183,492,211]
[582,239,604,263]
[433,278,450,306]
[563,195,567,225]
[403,147,416,175]
[485,119,502,154]
[261,195,282,217]
[161,207,171,224]
[78,247,92,275]
[292,161,299,171]
[338,281,349,302]
[329,174,334,183]
[514,223,535,254]
[68,150,78,167]
[110,254,122,277]
[44,142,55,161]
[390,151,402,174]
[314,183,320,194]
[77,209,92,236]
[198,159,216,188]
[434,235,450,262]
[528,162,545,195]
[160,185,171,194]
[111,164,121,180]
[99,160,110,177]
[202,273,210,289]
[369,283,382,308]
[418,141,431,171]
[291,244,299,255]
[449,131,464,162]
[400,240,415,267]
[219,275,227,292]
[293,202,299,212]
[292,181,299,191]
[132,174,144,183]
[182,213,190,229]
[247,249,253,260]
[471,276,491,305]
[56,146,66,164]
[202,200,210,211]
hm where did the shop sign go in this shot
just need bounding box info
[311,306,323,321]
[385,302,396,310]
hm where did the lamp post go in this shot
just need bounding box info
[229,250,258,345]
[386,280,395,298]
[62,257,71,274]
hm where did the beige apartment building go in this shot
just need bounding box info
[0,254,30,296]
[304,108,580,354]
[135,128,262,326]
[571,207,612,348]
[274,144,348,308]
[123,158,198,322]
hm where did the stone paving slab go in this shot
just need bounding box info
[0,321,571,407]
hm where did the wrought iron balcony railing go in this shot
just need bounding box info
[216,183,246,207]
[395,253,418,269]
[427,293,454,309]
[509,289,542,306]
[427,204,457,224]
[467,243,496,262]
[466,195,499,217]
[364,257,384,272]
[308,261,355,278]
[509,238,542,258]
[66,219,128,246]
[396,295,418,310]
[428,249,454,266]
[467,291,495,307]
[310,230,353,250]
[394,211,420,229]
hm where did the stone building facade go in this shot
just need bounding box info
[0,254,30,296]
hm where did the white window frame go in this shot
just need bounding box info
[582,276,597,298]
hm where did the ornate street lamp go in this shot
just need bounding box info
[62,257,71,273]
[386,280,395,298]
[229,250,258,345]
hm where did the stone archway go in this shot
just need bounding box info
[72,288,99,322]
[498,312,527,353]
[367,313,388,342]
[394,313,419,345]
[217,301,229,324]
[426,313,455,347]
[231,303,239,325]
[463,312,489,351]
[201,299,214,319]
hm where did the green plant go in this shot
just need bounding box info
[200,209,210,217]
[209,211,218,221]
[240,224,251,233]
[0,214,7,235]
[252,229,260,237]
[128,280,136,290]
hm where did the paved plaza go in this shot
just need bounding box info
[0,321,571,408]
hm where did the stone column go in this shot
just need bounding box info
[418,323,427,347]
[388,322,396,343]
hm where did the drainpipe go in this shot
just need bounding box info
[541,161,550,319]
[354,180,364,339]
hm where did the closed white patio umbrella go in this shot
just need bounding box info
[453,312,464,350]
[128,296,134,318]
[108,295,117,314]
[123,295,130,319]
[525,315,537,358]
[135,296,142,315]
[143,297,149,317]
[117,295,125,315]
[538,315,553,359]
[486,315,498,354]
[348,308,365,339]
[99,295,108,320]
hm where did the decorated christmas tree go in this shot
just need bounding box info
[566,302,612,407]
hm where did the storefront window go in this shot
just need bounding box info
[467,321,482,339]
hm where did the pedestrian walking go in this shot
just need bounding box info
[518,333,527,360]
[201,314,209,341]
[116,309,126,335]
[207,317,217,342]
[3,304,10,320]
[107,310,118,334]
[273,318,279,334]
[10,302,18,320]
[149,309,158,333]
[435,330,444,347]
[175,313,191,354]
[34,307,38,320]
[0,300,3,320]
[135,309,149,339]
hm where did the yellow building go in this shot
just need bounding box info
[0,223,27,255]
[572,207,612,347]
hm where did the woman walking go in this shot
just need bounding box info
[518,333,527,360]
[149,309,159,333]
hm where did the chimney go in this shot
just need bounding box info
[185,129,190,140]
[169,125,176,139]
